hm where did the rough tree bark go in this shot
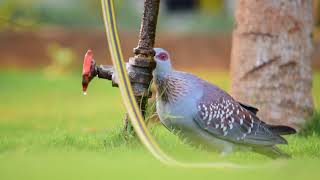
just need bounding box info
[230,0,314,129]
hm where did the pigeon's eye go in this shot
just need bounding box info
[156,52,168,61]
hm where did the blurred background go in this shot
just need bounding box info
[1,0,319,70]
[0,0,237,70]
[1,0,320,179]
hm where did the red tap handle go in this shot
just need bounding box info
[82,49,94,93]
[83,49,93,76]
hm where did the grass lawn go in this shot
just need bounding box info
[0,69,319,180]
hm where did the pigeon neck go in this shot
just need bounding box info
[153,62,172,77]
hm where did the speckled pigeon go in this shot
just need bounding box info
[153,48,296,159]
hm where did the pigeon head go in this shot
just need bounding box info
[153,48,172,74]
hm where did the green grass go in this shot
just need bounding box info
[0,70,320,180]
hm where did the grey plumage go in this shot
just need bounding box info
[153,48,296,158]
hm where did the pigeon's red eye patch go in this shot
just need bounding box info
[156,52,168,61]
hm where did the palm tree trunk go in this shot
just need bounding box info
[230,0,314,129]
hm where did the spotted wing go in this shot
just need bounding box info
[194,98,287,146]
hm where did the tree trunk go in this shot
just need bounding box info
[230,0,314,129]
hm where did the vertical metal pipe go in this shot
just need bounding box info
[124,0,160,132]
[135,0,160,56]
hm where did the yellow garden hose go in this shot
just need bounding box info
[101,0,246,168]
